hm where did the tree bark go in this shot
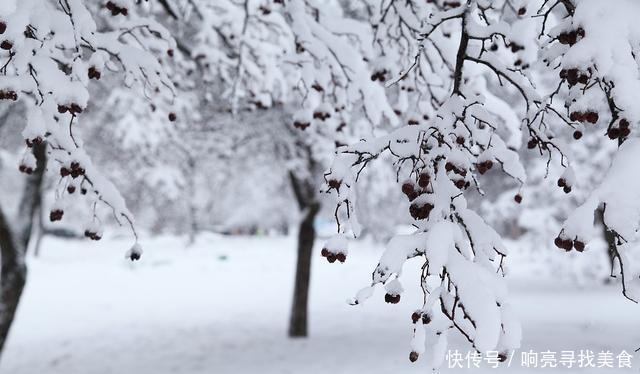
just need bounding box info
[597,207,618,279]
[288,172,320,338]
[0,142,46,357]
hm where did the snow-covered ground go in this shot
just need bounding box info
[2,233,638,373]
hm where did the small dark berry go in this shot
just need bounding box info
[418,173,430,188]
[0,40,12,50]
[402,182,415,196]
[554,236,563,249]
[608,128,620,140]
[409,351,419,363]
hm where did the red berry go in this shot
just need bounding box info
[0,40,12,50]
[401,182,415,196]
[418,173,430,188]
[384,293,400,304]
[409,351,419,363]
[514,194,522,204]
[554,236,563,249]
[498,352,508,363]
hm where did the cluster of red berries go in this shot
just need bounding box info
[60,161,85,179]
[258,5,271,15]
[384,292,401,304]
[25,137,43,148]
[105,1,128,16]
[401,173,430,202]
[558,28,585,46]
[443,1,461,9]
[476,160,494,175]
[407,117,420,126]
[18,164,33,174]
[84,229,102,241]
[58,103,83,115]
[526,138,539,149]
[509,42,524,53]
[445,162,470,190]
[293,120,310,130]
[560,68,589,86]
[312,110,331,121]
[569,110,598,124]
[557,178,572,194]
[320,248,346,263]
[554,235,585,252]
[409,201,434,220]
[88,66,101,80]
[370,69,388,82]
[327,178,342,191]
[411,310,432,324]
[514,59,530,70]
[0,89,17,101]
[50,209,64,222]
[0,40,12,50]
[608,118,631,140]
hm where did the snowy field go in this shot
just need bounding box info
[1,233,638,374]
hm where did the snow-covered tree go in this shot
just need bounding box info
[0,0,174,356]
[322,0,640,366]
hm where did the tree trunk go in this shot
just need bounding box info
[31,208,44,257]
[0,210,27,355]
[288,202,320,337]
[287,171,320,338]
[0,142,46,357]
[597,208,618,278]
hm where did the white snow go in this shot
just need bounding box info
[2,234,638,374]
